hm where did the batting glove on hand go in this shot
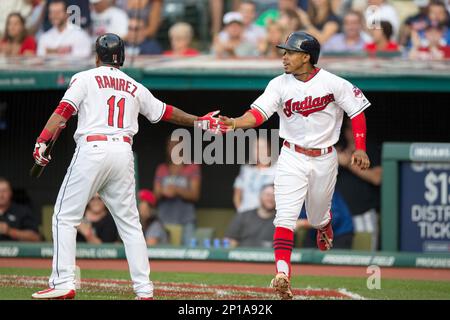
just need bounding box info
[196,110,227,134]
[33,141,51,166]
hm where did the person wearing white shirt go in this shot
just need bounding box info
[90,0,129,41]
[364,0,400,39]
[239,1,267,46]
[0,0,31,37]
[233,137,276,213]
[37,0,92,58]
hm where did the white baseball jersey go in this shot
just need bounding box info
[251,69,371,148]
[48,65,159,297]
[61,66,166,142]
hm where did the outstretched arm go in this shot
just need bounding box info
[162,105,199,127]
[219,108,266,130]
[161,105,226,133]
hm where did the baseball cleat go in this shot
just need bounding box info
[270,273,293,300]
[32,288,76,300]
[317,222,333,251]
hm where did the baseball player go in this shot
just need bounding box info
[31,33,224,300]
[220,31,371,300]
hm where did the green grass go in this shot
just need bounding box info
[1,267,450,300]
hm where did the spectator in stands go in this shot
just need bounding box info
[213,11,259,58]
[258,21,286,58]
[409,22,450,60]
[256,0,299,27]
[125,17,162,56]
[322,10,367,53]
[0,0,31,37]
[209,0,241,36]
[297,0,341,44]
[77,194,119,244]
[90,0,128,41]
[0,177,40,242]
[421,0,450,45]
[138,189,168,246]
[225,184,276,248]
[233,137,276,213]
[278,8,303,34]
[297,191,354,249]
[364,0,400,39]
[364,20,399,55]
[37,0,91,58]
[331,0,353,17]
[428,0,450,26]
[0,13,37,56]
[25,0,47,37]
[163,22,199,57]
[239,1,267,46]
[34,0,91,37]
[154,138,201,246]
[335,118,382,251]
[399,0,430,48]
[123,0,163,41]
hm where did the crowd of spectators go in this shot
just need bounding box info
[0,0,449,60]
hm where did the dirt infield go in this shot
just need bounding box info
[1,258,450,281]
[0,274,363,300]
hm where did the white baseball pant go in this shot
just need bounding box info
[273,145,338,231]
[48,135,152,297]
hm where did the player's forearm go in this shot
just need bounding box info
[37,113,67,142]
[351,112,367,151]
[232,109,264,129]
[43,113,67,133]
[38,101,75,142]
[164,106,199,127]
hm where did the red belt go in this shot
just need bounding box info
[86,135,131,145]
[284,141,332,157]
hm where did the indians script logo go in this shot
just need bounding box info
[283,93,335,117]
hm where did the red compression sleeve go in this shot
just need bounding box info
[351,112,367,151]
[54,101,76,120]
[37,128,53,143]
[161,104,174,121]
[246,109,265,127]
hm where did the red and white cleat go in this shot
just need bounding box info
[270,273,293,300]
[32,288,76,300]
[135,296,153,300]
[317,221,333,251]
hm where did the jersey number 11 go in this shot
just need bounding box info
[107,95,125,128]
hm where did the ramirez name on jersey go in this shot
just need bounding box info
[94,75,138,97]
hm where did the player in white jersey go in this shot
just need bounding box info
[220,31,371,300]
[31,33,224,300]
